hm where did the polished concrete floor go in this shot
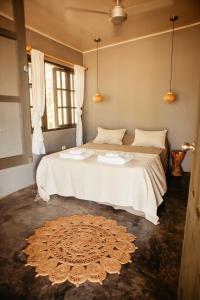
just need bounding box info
[0,175,189,300]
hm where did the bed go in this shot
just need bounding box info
[36,133,168,225]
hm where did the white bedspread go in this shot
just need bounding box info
[36,148,167,225]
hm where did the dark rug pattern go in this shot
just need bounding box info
[0,175,189,300]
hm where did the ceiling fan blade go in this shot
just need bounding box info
[126,0,173,15]
[65,6,109,15]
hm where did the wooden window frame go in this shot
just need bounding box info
[53,67,76,129]
[28,59,76,132]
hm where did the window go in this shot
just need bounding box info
[28,61,76,131]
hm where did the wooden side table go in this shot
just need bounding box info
[171,150,186,176]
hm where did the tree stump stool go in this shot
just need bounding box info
[171,150,186,176]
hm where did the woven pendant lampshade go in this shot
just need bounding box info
[164,16,178,103]
[93,38,103,103]
[93,93,104,103]
[163,91,176,103]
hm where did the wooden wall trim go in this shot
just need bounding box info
[0,0,33,170]
[0,95,20,102]
[0,155,32,170]
[13,0,32,161]
[0,27,16,40]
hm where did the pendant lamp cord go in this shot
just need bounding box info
[169,20,175,92]
[96,41,99,93]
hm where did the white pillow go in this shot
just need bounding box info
[93,127,126,145]
[132,129,167,149]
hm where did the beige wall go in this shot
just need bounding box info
[0,16,82,198]
[43,128,76,154]
[0,36,19,95]
[83,25,200,171]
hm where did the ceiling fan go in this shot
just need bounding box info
[65,0,173,26]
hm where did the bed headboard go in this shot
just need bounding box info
[122,133,134,145]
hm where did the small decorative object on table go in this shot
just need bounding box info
[171,150,186,176]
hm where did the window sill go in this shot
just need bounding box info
[31,124,76,133]
[43,124,76,132]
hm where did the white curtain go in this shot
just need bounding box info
[31,49,46,155]
[74,65,85,146]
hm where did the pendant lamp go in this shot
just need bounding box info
[93,38,104,103]
[163,16,179,103]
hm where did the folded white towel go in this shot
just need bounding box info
[105,152,121,158]
[60,152,92,160]
[97,153,133,165]
[60,148,93,160]
[69,148,87,155]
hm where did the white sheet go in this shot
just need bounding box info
[36,148,167,225]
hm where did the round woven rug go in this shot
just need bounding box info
[23,215,137,286]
